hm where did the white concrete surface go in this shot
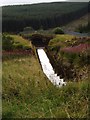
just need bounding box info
[37,48,66,87]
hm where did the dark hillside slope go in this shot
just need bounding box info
[2,2,88,32]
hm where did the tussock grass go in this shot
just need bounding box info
[2,54,89,118]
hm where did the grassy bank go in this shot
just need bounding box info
[47,34,89,80]
[10,34,32,49]
[2,33,89,118]
[2,53,89,118]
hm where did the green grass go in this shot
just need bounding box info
[2,33,89,118]
[47,34,89,81]
[10,34,32,48]
[2,54,89,118]
[49,34,74,47]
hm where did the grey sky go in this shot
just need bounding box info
[0,0,89,6]
[0,0,66,6]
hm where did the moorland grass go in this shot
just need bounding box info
[2,54,89,118]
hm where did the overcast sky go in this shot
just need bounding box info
[0,0,89,6]
[0,0,66,6]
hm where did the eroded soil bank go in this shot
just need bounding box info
[45,37,89,82]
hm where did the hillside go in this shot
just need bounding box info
[47,34,89,81]
[2,2,88,32]
[2,2,89,118]
[2,33,89,118]
[62,14,88,31]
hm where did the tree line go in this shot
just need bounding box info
[2,2,88,32]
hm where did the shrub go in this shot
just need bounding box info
[2,34,14,50]
[53,27,64,34]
